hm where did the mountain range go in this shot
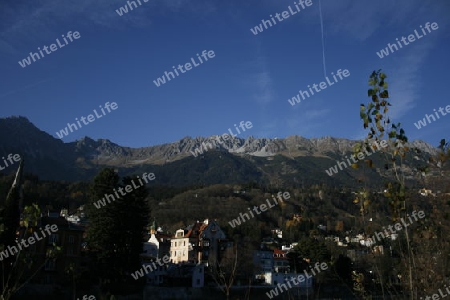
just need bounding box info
[0,116,439,187]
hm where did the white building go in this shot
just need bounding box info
[141,221,171,286]
[170,219,228,266]
[266,272,313,288]
[142,221,171,259]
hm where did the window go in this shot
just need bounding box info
[67,248,74,256]
[45,259,56,271]
[48,234,59,245]
[69,235,75,244]
[43,275,53,284]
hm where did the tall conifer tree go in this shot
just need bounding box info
[86,169,149,295]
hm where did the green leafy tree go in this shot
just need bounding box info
[356,70,450,299]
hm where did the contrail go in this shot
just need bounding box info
[319,0,327,77]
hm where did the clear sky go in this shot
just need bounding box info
[0,0,449,148]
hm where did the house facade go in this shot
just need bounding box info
[273,249,290,273]
[171,229,194,263]
[170,219,228,266]
[253,247,274,275]
[27,214,84,286]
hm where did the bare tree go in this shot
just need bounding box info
[208,245,238,300]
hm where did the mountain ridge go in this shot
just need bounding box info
[0,116,439,185]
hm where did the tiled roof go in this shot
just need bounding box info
[174,220,217,239]
[184,222,205,238]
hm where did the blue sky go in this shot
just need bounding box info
[0,0,449,148]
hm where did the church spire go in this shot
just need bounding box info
[150,218,157,235]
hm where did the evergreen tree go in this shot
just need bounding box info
[86,168,122,290]
[86,169,149,295]
[118,176,149,275]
